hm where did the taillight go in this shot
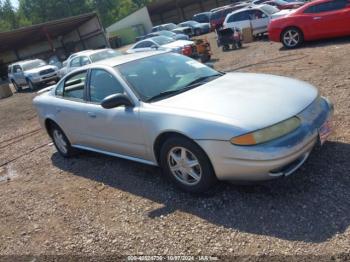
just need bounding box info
[182,45,193,56]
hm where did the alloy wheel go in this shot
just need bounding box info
[53,129,68,154]
[283,29,301,48]
[167,146,202,186]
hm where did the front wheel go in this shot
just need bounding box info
[160,136,217,193]
[281,27,304,49]
[27,79,36,91]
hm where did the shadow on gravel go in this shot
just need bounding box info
[51,141,350,243]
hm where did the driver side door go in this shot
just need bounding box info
[81,68,146,159]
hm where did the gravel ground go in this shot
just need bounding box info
[0,33,350,261]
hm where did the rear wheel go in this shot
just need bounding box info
[160,136,217,193]
[281,27,304,49]
[50,123,75,158]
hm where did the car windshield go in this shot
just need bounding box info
[164,23,177,30]
[117,53,222,102]
[158,31,175,37]
[22,60,46,71]
[90,50,121,63]
[152,36,175,46]
[260,4,280,14]
[275,0,288,4]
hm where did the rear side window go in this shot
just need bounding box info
[304,0,347,13]
[70,57,81,68]
[62,71,87,101]
[228,11,250,23]
[134,41,153,49]
[89,69,124,103]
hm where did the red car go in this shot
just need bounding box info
[210,3,248,30]
[268,0,350,48]
[264,0,304,10]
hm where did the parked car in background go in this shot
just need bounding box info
[253,0,304,9]
[172,26,193,37]
[145,30,190,41]
[48,55,63,69]
[33,52,333,193]
[58,60,68,79]
[64,49,121,76]
[269,0,350,48]
[210,4,249,30]
[193,12,212,23]
[152,23,178,32]
[178,20,211,35]
[223,5,290,35]
[8,59,59,91]
[127,36,195,57]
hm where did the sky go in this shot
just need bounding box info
[10,0,19,8]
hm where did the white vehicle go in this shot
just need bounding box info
[223,5,290,35]
[127,36,194,56]
[64,49,121,76]
[8,59,59,91]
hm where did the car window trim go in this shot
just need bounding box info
[56,69,89,103]
[86,68,133,106]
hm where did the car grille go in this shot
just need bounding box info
[39,68,55,76]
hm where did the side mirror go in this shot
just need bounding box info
[101,94,134,109]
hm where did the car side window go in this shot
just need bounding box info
[62,71,87,101]
[55,81,64,96]
[304,0,347,13]
[81,56,90,66]
[70,57,81,67]
[13,65,22,73]
[134,41,152,49]
[89,69,124,103]
[249,10,265,20]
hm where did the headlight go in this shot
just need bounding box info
[231,117,301,146]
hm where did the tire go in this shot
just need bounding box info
[49,123,75,158]
[281,27,304,49]
[11,80,21,92]
[222,45,230,52]
[159,136,217,193]
[27,79,36,91]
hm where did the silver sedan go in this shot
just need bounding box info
[33,52,333,193]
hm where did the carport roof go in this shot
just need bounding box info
[0,12,97,52]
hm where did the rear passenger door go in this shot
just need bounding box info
[303,0,349,38]
[225,11,251,30]
[54,70,89,145]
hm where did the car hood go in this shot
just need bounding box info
[153,73,318,131]
[25,65,57,74]
[162,40,194,48]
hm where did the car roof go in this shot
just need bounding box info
[10,59,43,67]
[228,4,264,15]
[70,49,111,58]
[93,51,167,68]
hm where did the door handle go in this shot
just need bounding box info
[87,112,97,118]
[313,17,322,20]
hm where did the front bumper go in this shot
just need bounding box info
[196,97,334,181]
[31,73,59,84]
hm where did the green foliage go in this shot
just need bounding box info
[0,0,154,32]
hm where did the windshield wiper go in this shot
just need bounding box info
[183,74,223,89]
[146,74,223,102]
